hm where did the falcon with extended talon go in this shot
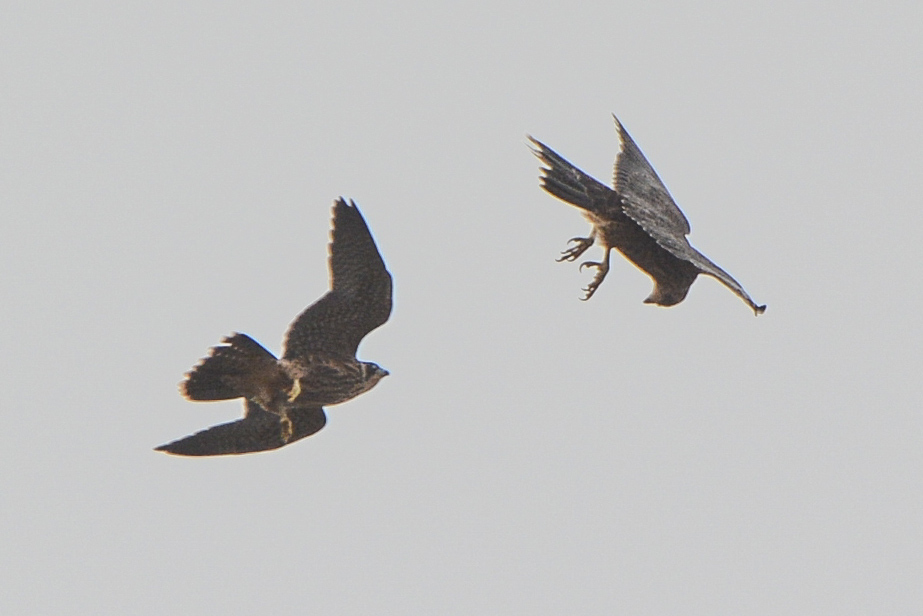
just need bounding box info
[529,116,765,315]
[156,198,392,456]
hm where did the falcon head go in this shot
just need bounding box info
[360,361,390,385]
[644,283,693,307]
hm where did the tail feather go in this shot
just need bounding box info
[181,333,278,401]
[528,136,613,212]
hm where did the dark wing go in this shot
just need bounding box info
[283,199,393,360]
[154,401,327,456]
[671,245,767,315]
[528,136,613,213]
[611,115,691,241]
[612,116,765,315]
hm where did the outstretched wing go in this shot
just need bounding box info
[154,401,327,456]
[283,198,393,360]
[528,136,613,213]
[612,116,765,315]
[671,244,767,315]
[612,115,691,242]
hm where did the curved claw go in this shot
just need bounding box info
[578,251,610,301]
[579,261,602,272]
[579,283,601,301]
[579,280,604,301]
[557,236,594,262]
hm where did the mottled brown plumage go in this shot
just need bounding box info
[156,198,392,456]
[529,116,765,315]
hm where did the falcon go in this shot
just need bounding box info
[156,198,392,456]
[529,116,765,315]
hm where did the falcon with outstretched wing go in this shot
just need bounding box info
[156,198,392,456]
[530,116,765,315]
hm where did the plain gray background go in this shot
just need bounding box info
[2,1,921,614]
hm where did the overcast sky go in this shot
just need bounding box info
[2,1,922,614]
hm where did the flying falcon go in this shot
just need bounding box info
[529,116,765,315]
[156,198,393,456]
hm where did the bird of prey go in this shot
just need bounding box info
[529,116,765,315]
[156,198,392,456]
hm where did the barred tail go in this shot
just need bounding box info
[180,333,278,401]
[528,136,613,212]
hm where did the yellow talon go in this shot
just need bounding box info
[287,378,301,402]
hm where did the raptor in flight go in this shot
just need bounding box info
[529,116,765,315]
[156,198,393,456]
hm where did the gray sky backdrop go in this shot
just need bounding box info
[2,1,922,614]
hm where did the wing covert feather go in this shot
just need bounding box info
[612,115,691,239]
[283,199,392,359]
